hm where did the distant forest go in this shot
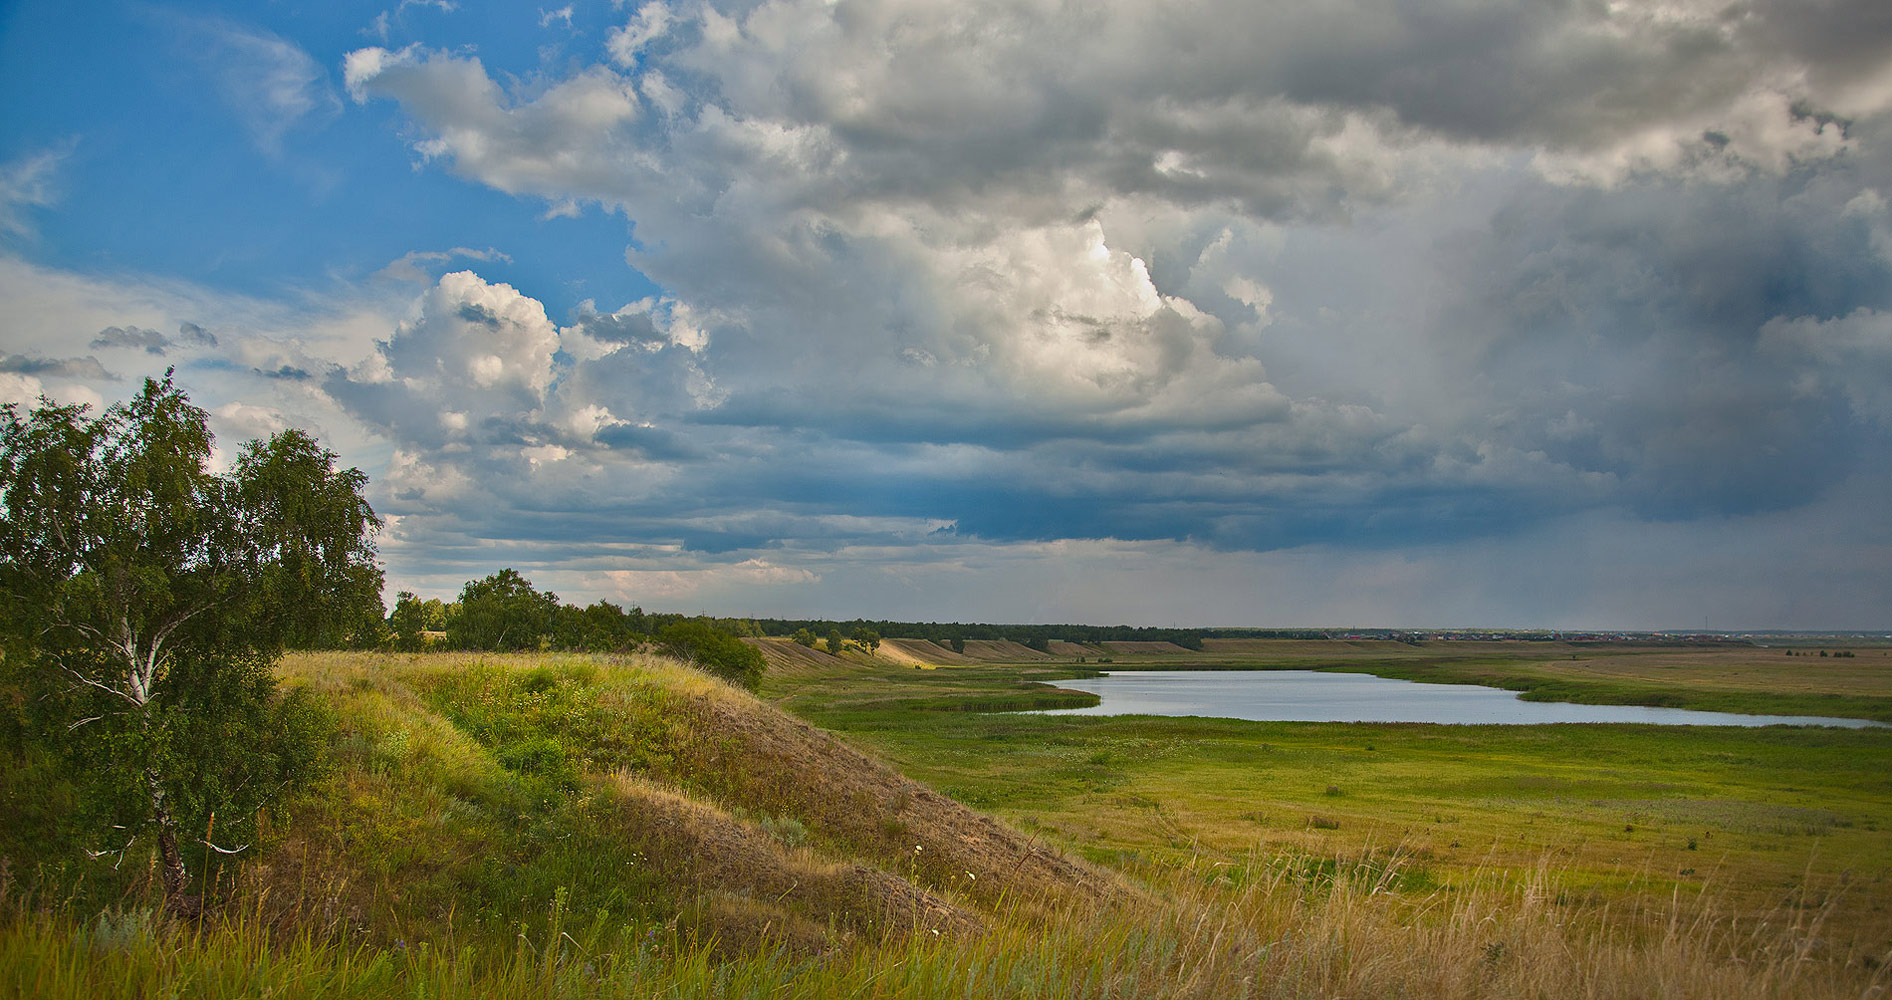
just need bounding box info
[382,570,1742,657]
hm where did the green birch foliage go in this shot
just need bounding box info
[0,374,365,898]
[446,569,562,651]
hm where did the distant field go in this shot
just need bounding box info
[751,634,1892,722]
[767,657,1892,952]
[1516,647,1892,697]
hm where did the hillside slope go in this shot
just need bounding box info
[247,651,1118,951]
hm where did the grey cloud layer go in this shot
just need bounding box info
[315,0,1892,595]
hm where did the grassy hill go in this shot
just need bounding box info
[5,649,1889,998]
[248,652,1113,946]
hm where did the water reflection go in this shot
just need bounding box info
[1038,670,1887,727]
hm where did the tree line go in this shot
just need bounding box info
[751,618,1210,650]
[381,568,763,690]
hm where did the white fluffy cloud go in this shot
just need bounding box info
[11,0,1889,625]
[327,0,1892,552]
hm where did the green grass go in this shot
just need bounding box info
[1306,657,1892,723]
[6,649,1892,999]
[768,659,1892,946]
[918,638,1892,723]
[12,853,1887,1000]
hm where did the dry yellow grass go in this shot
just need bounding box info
[1517,648,1892,697]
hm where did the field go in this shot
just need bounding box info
[4,643,1891,998]
[750,635,1892,722]
[771,657,1892,946]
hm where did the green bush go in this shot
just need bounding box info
[447,570,560,651]
[658,621,765,691]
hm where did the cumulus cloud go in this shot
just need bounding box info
[327,0,1892,571]
[177,321,218,347]
[321,270,726,537]
[0,353,116,381]
[89,326,171,355]
[85,322,222,357]
[6,0,1868,623]
[330,271,565,447]
[1426,163,1892,517]
[375,246,516,284]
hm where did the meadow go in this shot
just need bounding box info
[833,634,1892,722]
[3,643,1889,998]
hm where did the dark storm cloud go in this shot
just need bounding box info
[571,305,665,345]
[90,325,170,354]
[328,0,1892,623]
[177,321,218,347]
[0,353,116,380]
[1436,158,1892,517]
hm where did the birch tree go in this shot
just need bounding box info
[0,373,377,916]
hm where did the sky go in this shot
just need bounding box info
[2,0,1890,629]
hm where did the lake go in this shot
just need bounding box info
[1038,669,1888,727]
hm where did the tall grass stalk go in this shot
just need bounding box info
[6,852,1885,999]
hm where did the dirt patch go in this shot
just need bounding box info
[1100,641,1195,655]
[609,774,980,947]
[670,686,1126,913]
[957,640,1059,662]
[875,638,964,666]
[743,637,852,676]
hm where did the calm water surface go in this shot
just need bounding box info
[1039,670,1887,727]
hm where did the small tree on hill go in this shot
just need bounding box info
[851,627,881,653]
[447,569,560,651]
[0,375,367,916]
[825,628,846,655]
[657,620,764,690]
[388,590,430,651]
[792,628,818,648]
[233,430,385,648]
[553,600,642,652]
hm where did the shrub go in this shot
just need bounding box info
[447,569,560,651]
[659,621,765,690]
